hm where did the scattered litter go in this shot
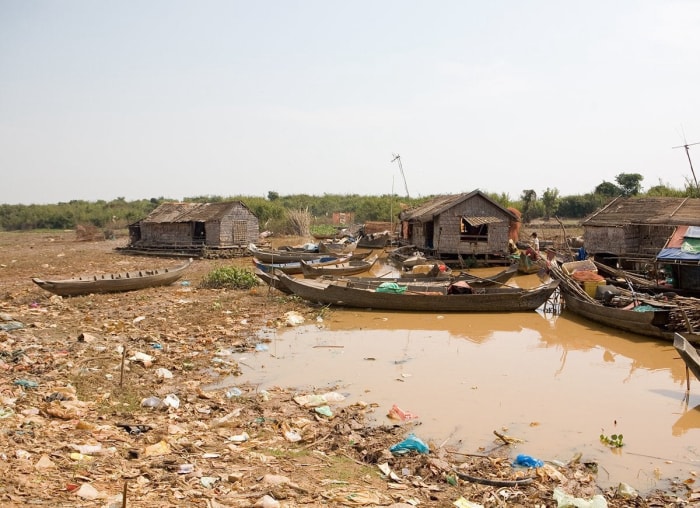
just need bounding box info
[512,454,543,468]
[226,387,243,398]
[129,351,154,367]
[284,311,305,326]
[162,393,180,409]
[255,343,269,352]
[553,486,608,507]
[389,433,429,455]
[13,379,38,389]
[314,405,333,417]
[453,497,484,508]
[155,367,173,379]
[387,404,419,421]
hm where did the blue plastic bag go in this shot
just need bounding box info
[512,453,543,468]
[389,433,429,455]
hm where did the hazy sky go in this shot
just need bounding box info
[2,1,700,205]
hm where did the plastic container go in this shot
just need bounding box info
[562,259,597,275]
[584,280,605,298]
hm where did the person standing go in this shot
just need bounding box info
[530,232,540,252]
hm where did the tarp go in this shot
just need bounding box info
[656,225,700,262]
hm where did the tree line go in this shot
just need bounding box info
[0,173,696,232]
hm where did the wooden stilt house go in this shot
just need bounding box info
[124,201,259,257]
[582,196,700,294]
[398,190,520,264]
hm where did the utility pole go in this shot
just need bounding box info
[391,153,410,199]
[672,141,700,193]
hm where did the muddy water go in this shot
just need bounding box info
[230,264,700,493]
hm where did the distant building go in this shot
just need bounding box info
[124,201,259,257]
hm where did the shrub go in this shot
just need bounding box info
[200,266,259,289]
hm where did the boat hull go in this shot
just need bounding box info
[32,259,192,297]
[277,273,558,312]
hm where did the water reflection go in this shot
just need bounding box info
[229,267,700,492]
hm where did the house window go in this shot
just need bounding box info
[460,217,491,242]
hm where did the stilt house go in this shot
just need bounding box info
[398,190,519,262]
[126,201,259,257]
[582,196,700,294]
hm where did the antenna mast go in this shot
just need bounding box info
[672,140,700,193]
[391,153,410,199]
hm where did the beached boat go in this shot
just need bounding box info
[32,259,193,297]
[300,253,379,278]
[674,333,700,382]
[247,243,327,263]
[254,268,293,294]
[275,272,559,313]
[253,255,348,275]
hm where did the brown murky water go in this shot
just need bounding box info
[216,264,700,493]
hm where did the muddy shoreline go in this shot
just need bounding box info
[0,231,695,506]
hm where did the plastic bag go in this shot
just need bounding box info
[389,433,429,455]
[512,454,543,468]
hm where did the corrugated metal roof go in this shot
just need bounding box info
[142,202,250,223]
[583,197,700,227]
[462,215,503,226]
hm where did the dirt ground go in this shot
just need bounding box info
[0,230,696,507]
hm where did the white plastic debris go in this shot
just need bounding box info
[553,487,608,508]
[284,311,305,326]
[155,367,173,379]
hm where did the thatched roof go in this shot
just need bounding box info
[582,197,700,227]
[142,202,253,223]
[399,190,518,222]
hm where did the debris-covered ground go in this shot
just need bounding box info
[0,231,697,507]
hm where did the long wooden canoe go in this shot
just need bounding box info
[300,253,379,278]
[247,243,327,264]
[674,333,700,382]
[32,259,192,297]
[253,255,347,275]
[276,272,559,313]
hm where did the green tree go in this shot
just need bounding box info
[541,188,560,220]
[594,181,621,198]
[615,173,643,196]
[520,189,537,223]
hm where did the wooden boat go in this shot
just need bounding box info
[673,333,700,382]
[548,262,700,344]
[518,252,543,274]
[318,263,518,289]
[594,261,700,299]
[318,237,359,256]
[275,272,559,313]
[247,243,327,264]
[387,245,429,266]
[401,262,452,279]
[357,231,391,249]
[32,259,193,297]
[254,268,293,294]
[300,253,379,278]
[253,254,348,275]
